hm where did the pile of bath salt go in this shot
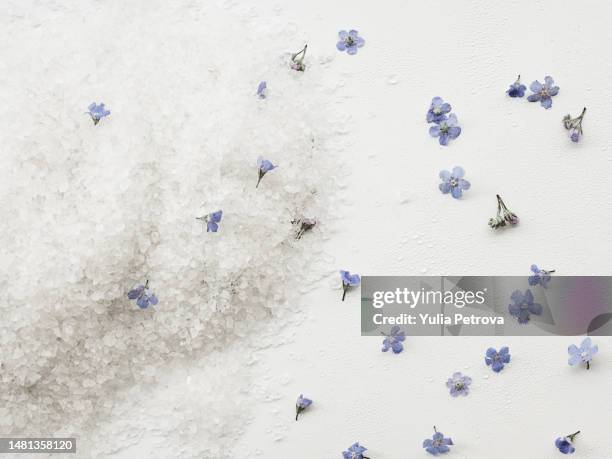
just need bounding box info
[0,1,345,451]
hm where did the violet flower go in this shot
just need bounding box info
[340,270,360,301]
[527,76,559,109]
[197,210,223,232]
[429,113,461,146]
[555,431,580,454]
[127,280,158,309]
[439,167,470,199]
[423,427,453,456]
[256,156,276,188]
[563,107,586,142]
[568,337,598,369]
[336,30,365,55]
[257,81,267,99]
[485,347,511,372]
[295,394,312,421]
[506,75,526,98]
[528,264,555,288]
[508,289,542,324]
[342,442,369,459]
[446,372,471,397]
[381,326,405,354]
[87,102,111,125]
[427,97,452,123]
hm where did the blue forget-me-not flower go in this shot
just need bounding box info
[127,280,158,309]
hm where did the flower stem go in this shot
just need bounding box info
[586,360,590,370]
[292,44,307,63]
[342,285,347,301]
[567,431,580,441]
[495,194,504,215]
[497,194,510,212]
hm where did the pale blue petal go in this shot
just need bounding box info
[530,80,542,93]
[452,166,465,178]
[527,93,541,102]
[446,113,458,127]
[568,353,581,366]
[529,302,542,315]
[580,337,592,350]
[448,126,461,139]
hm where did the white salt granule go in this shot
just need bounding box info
[0,1,345,457]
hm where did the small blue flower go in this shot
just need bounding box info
[423,427,453,456]
[87,102,111,125]
[340,270,360,301]
[336,30,365,55]
[439,167,471,199]
[197,210,223,232]
[446,372,471,397]
[426,97,452,123]
[381,326,405,354]
[485,347,511,372]
[568,337,598,369]
[257,81,267,99]
[342,442,369,459]
[528,264,554,288]
[295,394,312,421]
[256,156,276,188]
[506,75,526,98]
[508,289,542,324]
[563,107,586,143]
[555,431,580,454]
[527,76,559,109]
[127,280,158,309]
[570,129,580,142]
[429,113,461,146]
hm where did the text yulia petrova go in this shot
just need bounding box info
[372,313,504,326]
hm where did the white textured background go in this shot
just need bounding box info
[230,1,612,458]
[3,1,612,458]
